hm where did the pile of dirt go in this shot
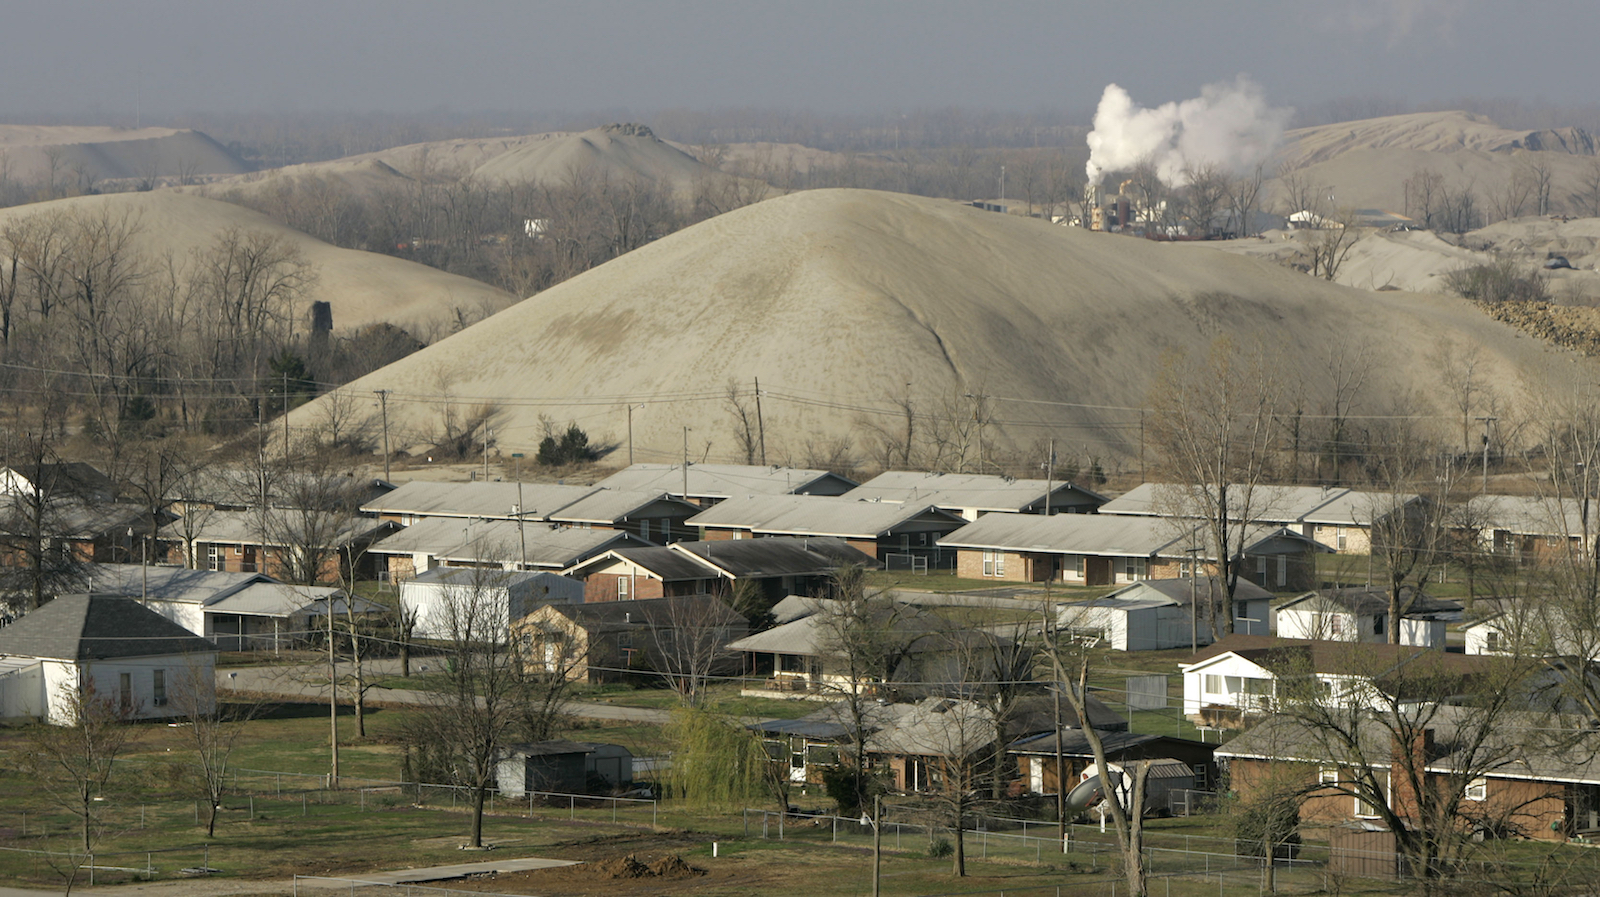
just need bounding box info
[586,853,706,880]
[648,855,707,878]
[1484,301,1600,356]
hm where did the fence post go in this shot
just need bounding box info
[653,800,657,827]
[89,854,94,886]
[529,792,533,817]
[361,789,365,812]
[251,796,255,819]
[612,798,617,823]
[832,815,837,843]
[303,793,307,816]
[571,795,575,819]
[147,852,152,877]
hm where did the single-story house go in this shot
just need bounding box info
[400,567,584,641]
[0,496,169,569]
[1008,731,1217,798]
[0,462,116,502]
[511,595,749,683]
[1179,635,1490,726]
[865,696,998,793]
[562,537,877,604]
[362,480,700,543]
[594,463,858,507]
[687,494,965,569]
[1056,577,1274,651]
[1098,483,1420,555]
[1276,587,1462,648]
[157,509,397,583]
[363,516,651,582]
[845,471,1107,521]
[725,601,997,700]
[0,594,217,725]
[1464,494,1590,565]
[939,513,1327,590]
[81,564,383,651]
[495,740,635,796]
[1219,709,1600,841]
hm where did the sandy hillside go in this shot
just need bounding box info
[0,192,512,331]
[0,125,250,183]
[286,188,1593,465]
[1268,111,1597,214]
[195,123,736,200]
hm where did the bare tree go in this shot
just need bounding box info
[1275,163,1324,219]
[1308,207,1361,281]
[649,595,743,706]
[1181,162,1230,237]
[1430,337,1493,456]
[1228,165,1266,237]
[403,565,527,848]
[725,379,759,465]
[22,680,141,852]
[0,434,91,611]
[1581,158,1600,218]
[1146,337,1279,636]
[1403,169,1446,230]
[170,659,261,837]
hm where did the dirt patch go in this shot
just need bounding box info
[589,854,655,879]
[1485,300,1600,356]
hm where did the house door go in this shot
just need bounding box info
[1569,783,1600,834]
[1084,557,1113,586]
[242,546,258,573]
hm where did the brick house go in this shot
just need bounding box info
[363,516,651,583]
[685,495,964,569]
[156,510,396,584]
[1099,483,1420,556]
[594,463,858,507]
[845,471,1108,521]
[362,480,699,543]
[561,536,876,604]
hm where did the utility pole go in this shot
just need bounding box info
[871,792,882,897]
[282,371,290,451]
[516,480,527,571]
[328,592,339,789]
[682,427,691,501]
[374,390,391,481]
[1186,545,1206,653]
[1476,416,1498,493]
[483,427,492,481]
[1042,438,1055,517]
[626,404,635,466]
[754,377,767,466]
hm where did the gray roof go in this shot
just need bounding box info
[568,546,720,581]
[595,463,857,499]
[686,494,962,538]
[410,566,573,590]
[673,537,877,578]
[362,480,599,520]
[368,517,646,568]
[179,467,393,511]
[83,564,372,618]
[847,471,1108,513]
[0,593,216,661]
[725,601,972,657]
[546,489,697,524]
[502,740,597,758]
[158,509,393,549]
[940,513,1199,558]
[1469,494,1589,538]
[1100,483,1414,527]
[1093,576,1273,607]
[864,697,996,758]
[1279,587,1462,618]
[544,594,746,630]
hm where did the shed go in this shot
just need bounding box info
[496,740,594,796]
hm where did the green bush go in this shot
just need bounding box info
[538,423,599,466]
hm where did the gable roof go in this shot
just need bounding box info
[595,463,857,499]
[362,480,599,520]
[366,517,648,568]
[568,546,720,581]
[1278,587,1463,619]
[0,594,216,661]
[1469,494,1588,538]
[546,489,698,524]
[1093,576,1273,607]
[940,512,1199,558]
[0,463,114,500]
[725,601,977,657]
[1099,483,1416,527]
[1183,634,1487,680]
[847,471,1108,513]
[157,509,394,549]
[671,537,877,578]
[540,594,747,630]
[687,494,962,538]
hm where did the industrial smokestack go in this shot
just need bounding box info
[1084,77,1291,187]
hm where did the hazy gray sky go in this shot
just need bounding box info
[4,1,1597,120]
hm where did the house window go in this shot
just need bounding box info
[658,521,671,541]
[1204,674,1222,695]
[206,544,221,571]
[1256,555,1267,580]
[1485,630,1501,652]
[617,576,631,600]
[152,669,166,706]
[732,530,744,540]
[919,532,929,546]
[1374,615,1385,637]
[639,520,651,541]
[1466,777,1487,801]
[1330,614,1343,636]
[900,534,911,551]
[982,550,1005,577]
[1277,555,1288,587]
[1122,557,1147,581]
[1319,767,1339,785]
[1337,527,1348,550]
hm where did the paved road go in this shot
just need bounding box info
[219,660,673,724]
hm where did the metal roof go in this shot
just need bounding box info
[686,494,961,538]
[672,537,877,578]
[157,509,392,549]
[1469,494,1589,538]
[84,564,274,605]
[594,463,857,498]
[0,594,217,661]
[1277,587,1462,618]
[569,546,720,581]
[847,471,1107,512]
[362,480,599,520]
[363,517,643,568]
[939,513,1199,557]
[1091,576,1274,607]
[547,489,696,524]
[1100,482,1414,527]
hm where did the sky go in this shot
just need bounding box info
[3,1,1598,120]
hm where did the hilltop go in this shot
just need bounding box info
[287,188,1590,465]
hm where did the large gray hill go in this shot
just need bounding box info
[288,188,1590,467]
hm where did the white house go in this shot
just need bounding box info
[82,564,381,651]
[0,594,217,725]
[1056,577,1273,651]
[1275,587,1460,649]
[1179,635,1487,725]
[400,567,583,640]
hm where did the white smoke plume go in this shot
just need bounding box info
[1084,77,1291,186]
